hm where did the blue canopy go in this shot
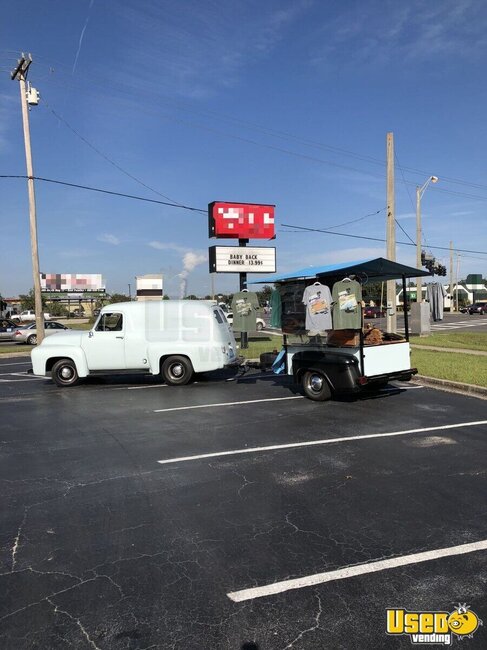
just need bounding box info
[251,257,431,284]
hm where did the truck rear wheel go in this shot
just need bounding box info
[302,370,331,402]
[51,358,80,387]
[161,356,193,386]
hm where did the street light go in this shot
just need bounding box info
[416,175,438,302]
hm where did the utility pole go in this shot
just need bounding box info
[386,132,396,333]
[449,241,454,312]
[11,53,45,343]
[455,254,460,312]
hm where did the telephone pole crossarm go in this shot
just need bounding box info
[10,53,32,81]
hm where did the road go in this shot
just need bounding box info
[0,356,486,649]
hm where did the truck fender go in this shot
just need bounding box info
[292,350,360,393]
[39,348,89,378]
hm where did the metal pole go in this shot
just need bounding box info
[239,238,248,349]
[449,241,454,312]
[455,254,460,312]
[416,186,422,302]
[13,56,45,343]
[386,132,397,333]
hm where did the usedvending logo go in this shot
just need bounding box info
[386,603,482,645]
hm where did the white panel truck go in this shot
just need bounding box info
[31,301,239,387]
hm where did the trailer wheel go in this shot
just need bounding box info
[302,370,331,402]
[51,358,80,387]
[161,356,193,386]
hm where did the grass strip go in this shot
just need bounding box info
[411,349,487,388]
[411,332,487,351]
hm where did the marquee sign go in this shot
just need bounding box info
[208,202,275,239]
[209,246,276,273]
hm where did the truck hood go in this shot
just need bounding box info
[39,330,86,346]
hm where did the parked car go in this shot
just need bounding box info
[468,303,487,315]
[0,318,19,341]
[459,306,469,313]
[225,311,265,331]
[363,305,386,319]
[12,321,70,345]
[14,309,51,322]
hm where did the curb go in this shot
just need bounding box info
[413,375,487,400]
[411,344,487,357]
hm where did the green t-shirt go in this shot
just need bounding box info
[332,279,362,330]
[231,291,260,331]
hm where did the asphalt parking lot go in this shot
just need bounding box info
[0,357,486,649]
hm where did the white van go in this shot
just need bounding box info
[31,301,238,387]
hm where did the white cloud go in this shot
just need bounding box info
[115,0,312,98]
[97,233,120,245]
[278,246,385,271]
[148,241,187,253]
[310,0,487,69]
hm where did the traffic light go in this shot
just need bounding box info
[434,264,447,276]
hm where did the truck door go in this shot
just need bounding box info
[82,311,126,370]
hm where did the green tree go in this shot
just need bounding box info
[256,285,272,307]
[19,289,48,311]
[362,281,385,305]
[49,302,69,317]
[107,293,131,304]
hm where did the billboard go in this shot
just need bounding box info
[41,273,105,292]
[208,202,275,239]
[209,246,276,273]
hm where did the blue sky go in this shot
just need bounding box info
[1,0,486,298]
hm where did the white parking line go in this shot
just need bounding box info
[227,539,487,602]
[154,396,303,413]
[0,377,50,382]
[157,420,487,465]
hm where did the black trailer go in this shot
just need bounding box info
[253,257,430,401]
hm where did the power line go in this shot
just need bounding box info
[0,175,206,213]
[41,100,188,207]
[2,170,484,259]
[326,208,386,230]
[280,223,487,256]
[12,54,487,197]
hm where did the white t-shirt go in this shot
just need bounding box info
[302,283,333,333]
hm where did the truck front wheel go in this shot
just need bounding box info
[302,370,331,402]
[51,358,80,387]
[161,356,193,386]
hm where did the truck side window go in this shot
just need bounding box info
[95,313,123,332]
[213,309,224,324]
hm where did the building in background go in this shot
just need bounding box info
[136,274,164,301]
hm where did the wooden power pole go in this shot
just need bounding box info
[386,133,397,333]
[11,53,45,343]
